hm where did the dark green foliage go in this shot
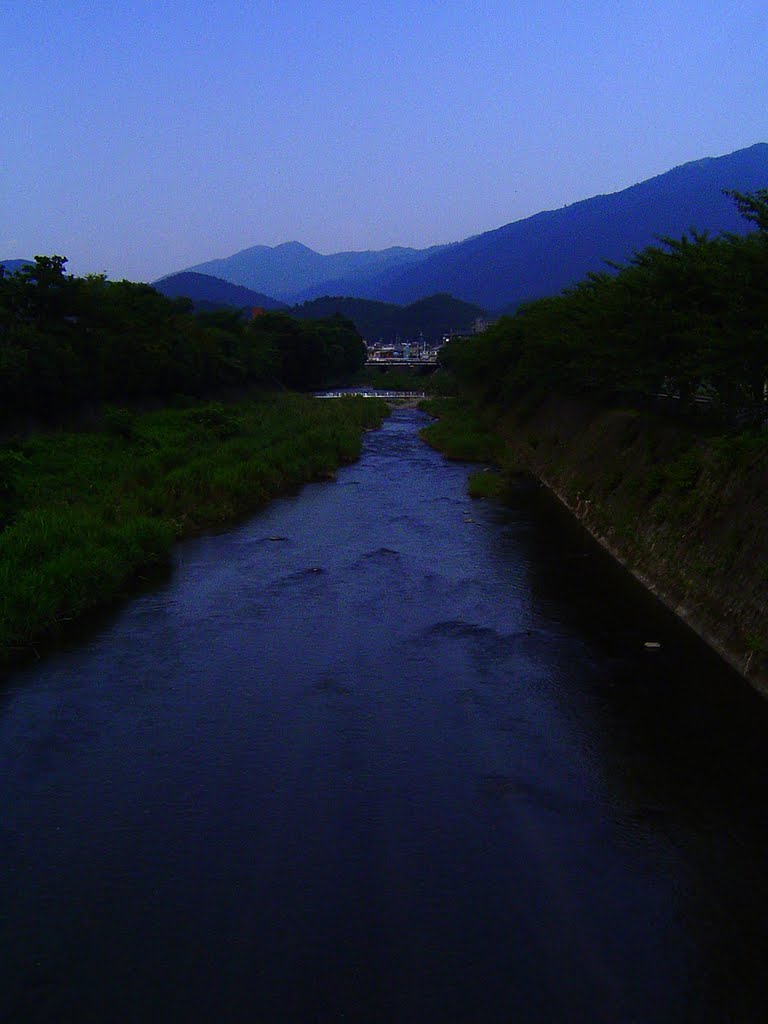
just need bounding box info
[419,398,502,462]
[713,428,768,466]
[290,293,484,344]
[0,448,24,527]
[352,367,424,390]
[0,394,387,659]
[0,258,367,425]
[725,188,768,231]
[663,449,703,493]
[102,406,136,439]
[439,191,768,423]
[467,470,506,499]
[183,402,243,437]
[246,311,366,390]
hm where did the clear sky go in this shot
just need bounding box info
[3,0,766,282]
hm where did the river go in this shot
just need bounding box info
[2,406,768,1023]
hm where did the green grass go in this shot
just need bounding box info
[0,393,388,659]
[467,470,506,500]
[419,397,503,463]
[419,397,512,501]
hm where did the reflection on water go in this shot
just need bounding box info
[2,408,768,1023]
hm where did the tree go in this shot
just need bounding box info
[724,188,768,232]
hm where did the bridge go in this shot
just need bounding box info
[365,358,437,367]
[315,389,426,400]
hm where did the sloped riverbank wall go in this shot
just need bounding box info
[494,393,768,693]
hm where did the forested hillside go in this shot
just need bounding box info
[441,190,768,423]
[152,273,484,344]
[369,144,768,308]
[153,271,287,311]
[0,260,32,275]
[291,293,485,343]
[429,190,768,689]
[173,145,768,310]
[0,257,366,425]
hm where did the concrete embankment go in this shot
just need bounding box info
[494,393,768,693]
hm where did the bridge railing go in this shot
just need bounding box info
[314,390,426,399]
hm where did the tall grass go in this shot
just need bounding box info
[0,393,387,659]
[419,397,502,463]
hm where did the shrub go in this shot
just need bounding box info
[467,471,506,500]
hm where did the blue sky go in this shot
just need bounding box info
[3,0,766,282]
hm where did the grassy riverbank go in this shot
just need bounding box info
[419,397,502,462]
[419,397,508,498]
[420,392,768,690]
[0,393,387,661]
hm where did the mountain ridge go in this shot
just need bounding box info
[150,271,484,342]
[343,143,768,309]
[174,143,768,309]
[0,259,34,274]
[153,271,287,310]
[189,241,450,302]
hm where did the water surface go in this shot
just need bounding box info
[2,408,768,1022]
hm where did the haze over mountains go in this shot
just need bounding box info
[7,144,767,319]
[174,143,768,312]
[189,242,449,306]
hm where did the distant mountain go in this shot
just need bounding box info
[365,143,768,310]
[152,271,287,310]
[0,259,33,274]
[173,143,768,311]
[290,293,485,344]
[187,241,449,303]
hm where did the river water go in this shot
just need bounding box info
[3,407,768,1023]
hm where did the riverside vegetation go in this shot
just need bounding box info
[424,191,768,689]
[0,257,386,661]
[0,394,387,662]
[0,254,367,423]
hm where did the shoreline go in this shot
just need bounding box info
[419,394,768,695]
[0,393,389,666]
